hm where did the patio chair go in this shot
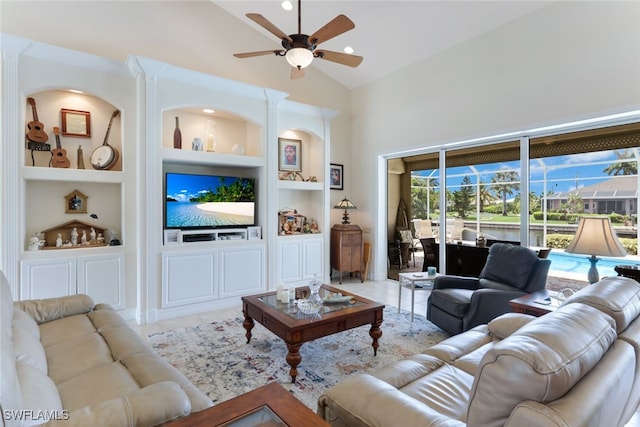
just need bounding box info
[412,219,434,238]
[450,218,465,241]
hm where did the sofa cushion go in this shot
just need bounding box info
[467,303,617,427]
[16,362,63,426]
[15,294,94,325]
[487,312,536,340]
[122,353,215,413]
[13,308,40,339]
[480,243,538,290]
[39,314,97,347]
[46,332,113,384]
[13,324,47,374]
[563,276,640,333]
[56,361,140,411]
[429,288,474,317]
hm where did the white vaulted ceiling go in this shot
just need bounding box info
[215,1,555,90]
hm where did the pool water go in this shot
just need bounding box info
[547,251,640,279]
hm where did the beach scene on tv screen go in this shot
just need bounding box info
[165,174,255,228]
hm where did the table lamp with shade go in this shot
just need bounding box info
[564,216,626,283]
[334,197,357,225]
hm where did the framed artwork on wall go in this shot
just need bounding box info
[61,109,91,137]
[278,138,301,172]
[330,163,344,190]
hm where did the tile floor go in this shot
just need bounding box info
[130,275,640,426]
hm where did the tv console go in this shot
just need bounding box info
[164,228,254,245]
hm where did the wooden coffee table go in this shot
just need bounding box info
[163,382,329,426]
[242,284,384,383]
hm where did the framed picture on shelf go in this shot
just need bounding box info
[330,163,344,190]
[61,109,91,137]
[278,138,301,172]
[247,226,262,240]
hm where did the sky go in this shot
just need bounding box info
[414,149,637,196]
[165,173,246,202]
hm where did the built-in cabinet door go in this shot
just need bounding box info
[278,239,303,284]
[162,250,218,308]
[219,244,265,298]
[77,253,125,310]
[278,237,324,285]
[302,237,324,279]
[20,258,76,300]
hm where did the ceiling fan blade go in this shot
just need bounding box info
[246,13,293,43]
[309,15,355,45]
[315,50,363,68]
[290,67,305,79]
[234,50,284,58]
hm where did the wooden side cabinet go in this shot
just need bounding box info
[330,224,364,284]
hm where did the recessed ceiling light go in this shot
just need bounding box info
[281,1,293,11]
[202,108,215,114]
[69,89,84,94]
[344,46,354,55]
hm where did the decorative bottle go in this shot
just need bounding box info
[204,120,215,152]
[173,117,182,149]
[308,275,322,306]
[77,145,85,169]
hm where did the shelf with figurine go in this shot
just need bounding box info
[30,220,118,251]
[278,209,321,236]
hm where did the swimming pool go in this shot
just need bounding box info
[547,251,640,279]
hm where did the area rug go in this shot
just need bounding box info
[148,307,447,410]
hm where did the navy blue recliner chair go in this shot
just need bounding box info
[426,243,551,335]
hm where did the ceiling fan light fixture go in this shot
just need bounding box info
[285,47,313,69]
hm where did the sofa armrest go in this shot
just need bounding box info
[433,275,480,291]
[464,288,525,330]
[14,294,94,324]
[43,381,191,427]
[318,374,465,427]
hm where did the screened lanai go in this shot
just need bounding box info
[389,122,640,282]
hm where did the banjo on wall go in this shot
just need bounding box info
[91,110,120,170]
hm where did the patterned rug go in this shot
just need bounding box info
[148,307,447,410]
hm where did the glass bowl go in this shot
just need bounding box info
[297,299,322,315]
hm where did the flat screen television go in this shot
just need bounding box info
[164,172,256,230]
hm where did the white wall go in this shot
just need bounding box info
[350,1,640,280]
[3,1,639,283]
[0,0,354,198]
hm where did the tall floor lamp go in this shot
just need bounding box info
[565,217,626,283]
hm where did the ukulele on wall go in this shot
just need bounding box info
[26,97,49,144]
[90,110,120,170]
[51,127,71,168]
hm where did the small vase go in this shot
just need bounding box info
[308,276,322,306]
[173,117,182,149]
[77,145,85,169]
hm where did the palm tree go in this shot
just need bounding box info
[604,150,638,176]
[566,191,584,214]
[491,170,520,216]
[477,181,495,212]
[411,175,440,219]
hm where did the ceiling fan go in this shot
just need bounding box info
[233,0,363,79]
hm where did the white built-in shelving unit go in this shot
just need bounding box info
[1,33,335,324]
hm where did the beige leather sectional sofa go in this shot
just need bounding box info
[318,276,640,426]
[0,272,212,426]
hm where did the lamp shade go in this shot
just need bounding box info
[333,198,357,210]
[565,217,627,257]
[285,48,313,69]
[334,198,356,225]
